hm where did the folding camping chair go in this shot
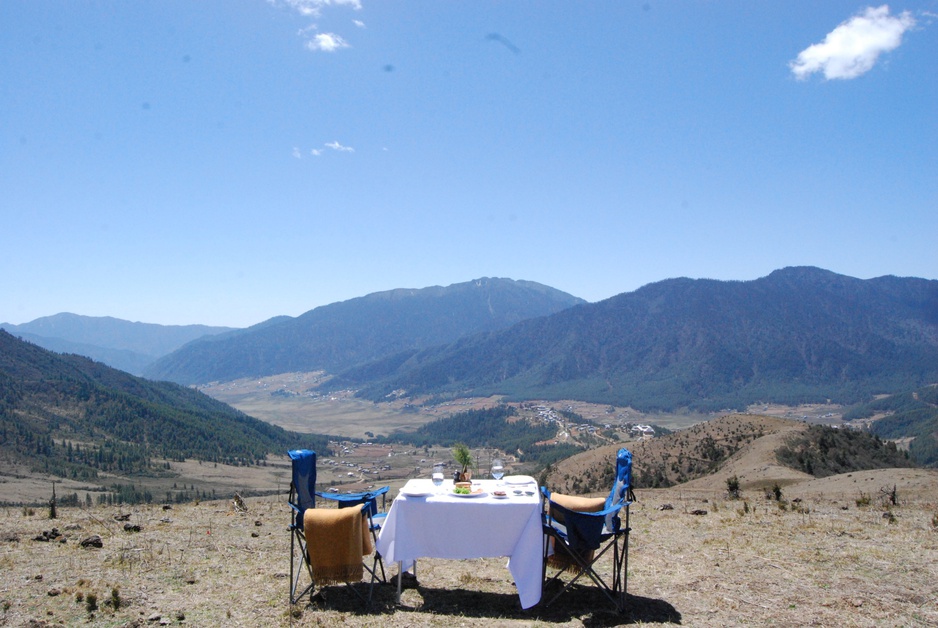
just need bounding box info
[316,485,389,586]
[541,447,635,612]
[287,449,388,606]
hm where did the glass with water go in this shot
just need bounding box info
[432,463,445,494]
[491,458,504,485]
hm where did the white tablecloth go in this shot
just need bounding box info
[376,478,543,609]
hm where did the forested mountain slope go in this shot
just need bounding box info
[336,267,938,411]
[0,331,326,482]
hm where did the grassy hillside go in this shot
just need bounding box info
[543,414,916,496]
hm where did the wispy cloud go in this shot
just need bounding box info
[270,0,362,52]
[325,141,354,152]
[276,0,361,18]
[790,5,916,80]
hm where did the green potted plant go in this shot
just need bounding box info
[452,443,473,482]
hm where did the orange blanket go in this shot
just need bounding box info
[303,504,373,585]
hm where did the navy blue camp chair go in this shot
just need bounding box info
[287,449,389,605]
[541,447,635,612]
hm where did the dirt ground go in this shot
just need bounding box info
[2,473,936,627]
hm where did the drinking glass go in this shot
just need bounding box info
[491,458,504,486]
[432,463,445,494]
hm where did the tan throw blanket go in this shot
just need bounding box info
[303,504,373,586]
[546,493,606,571]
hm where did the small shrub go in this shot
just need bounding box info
[85,593,98,615]
[931,511,938,529]
[856,493,872,507]
[772,483,783,501]
[726,475,741,499]
[107,587,121,610]
[75,591,84,603]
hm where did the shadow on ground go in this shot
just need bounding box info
[301,580,682,625]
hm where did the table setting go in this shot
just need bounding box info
[375,461,543,609]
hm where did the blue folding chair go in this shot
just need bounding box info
[287,449,389,606]
[541,448,635,612]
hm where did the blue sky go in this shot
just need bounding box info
[2,1,936,327]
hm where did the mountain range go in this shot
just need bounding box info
[5,268,937,415]
[331,267,938,411]
[0,314,234,375]
[143,278,585,384]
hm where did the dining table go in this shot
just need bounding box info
[375,476,543,609]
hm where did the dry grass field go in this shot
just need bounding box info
[2,467,936,627]
[4,413,936,627]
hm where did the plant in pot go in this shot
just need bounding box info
[452,443,473,482]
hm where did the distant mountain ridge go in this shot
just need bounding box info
[144,278,585,384]
[0,313,235,375]
[334,267,938,411]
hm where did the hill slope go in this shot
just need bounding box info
[144,278,585,384]
[0,331,326,484]
[1,313,235,375]
[543,414,917,495]
[339,267,938,410]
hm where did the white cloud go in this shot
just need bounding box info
[270,0,362,52]
[790,5,915,80]
[325,141,354,152]
[292,147,302,159]
[306,32,349,52]
[310,148,323,156]
[275,0,361,18]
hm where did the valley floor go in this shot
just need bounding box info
[1,474,936,627]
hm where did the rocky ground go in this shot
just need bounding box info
[2,469,936,627]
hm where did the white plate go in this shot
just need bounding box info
[452,489,486,498]
[400,487,434,497]
[504,475,535,485]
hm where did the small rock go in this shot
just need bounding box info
[689,509,708,516]
[80,535,103,548]
[162,505,172,511]
[657,504,674,511]
[124,523,142,533]
[114,513,132,522]
[147,612,161,622]
[47,589,61,597]
[34,574,43,581]
[251,532,259,538]
[254,520,262,526]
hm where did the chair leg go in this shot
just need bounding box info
[290,528,315,605]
